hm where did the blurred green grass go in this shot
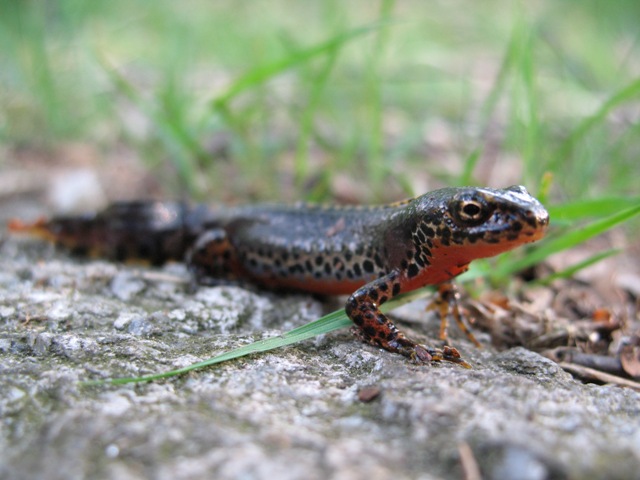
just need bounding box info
[2,1,638,196]
[1,0,639,284]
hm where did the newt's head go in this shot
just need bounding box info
[413,185,549,262]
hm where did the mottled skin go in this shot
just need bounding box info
[9,185,549,366]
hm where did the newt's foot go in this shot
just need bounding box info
[427,281,482,348]
[395,341,472,368]
[389,338,434,363]
[399,342,472,368]
[428,345,472,368]
[353,327,472,368]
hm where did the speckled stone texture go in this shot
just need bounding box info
[1,236,639,480]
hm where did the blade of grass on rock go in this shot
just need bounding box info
[81,286,432,387]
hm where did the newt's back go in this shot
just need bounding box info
[207,203,405,293]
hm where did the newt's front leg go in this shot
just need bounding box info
[345,272,471,367]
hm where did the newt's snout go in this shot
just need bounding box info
[504,185,550,241]
[525,201,550,241]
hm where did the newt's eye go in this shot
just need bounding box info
[461,201,482,218]
[450,195,492,226]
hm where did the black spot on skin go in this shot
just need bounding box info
[364,326,376,337]
[374,253,384,268]
[369,290,379,301]
[363,260,374,273]
[355,245,364,256]
[466,233,480,244]
[392,283,401,296]
[346,270,355,279]
[288,264,304,274]
[315,255,324,266]
[353,263,362,276]
[379,282,389,292]
[512,221,523,231]
[525,216,538,228]
[324,263,332,274]
[452,231,465,244]
[305,259,314,273]
[344,251,353,262]
[424,226,435,238]
[407,263,420,278]
[379,295,388,304]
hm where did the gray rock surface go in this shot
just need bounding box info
[1,236,639,480]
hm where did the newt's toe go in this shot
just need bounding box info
[409,344,434,363]
[429,345,472,368]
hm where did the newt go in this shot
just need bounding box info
[8,185,549,367]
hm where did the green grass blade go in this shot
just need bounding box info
[80,286,432,387]
[95,52,205,189]
[459,148,481,186]
[476,23,519,137]
[536,248,621,285]
[547,197,640,221]
[210,23,382,111]
[491,204,640,279]
[364,0,394,194]
[294,46,340,186]
[551,76,640,166]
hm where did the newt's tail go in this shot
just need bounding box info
[8,201,211,265]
